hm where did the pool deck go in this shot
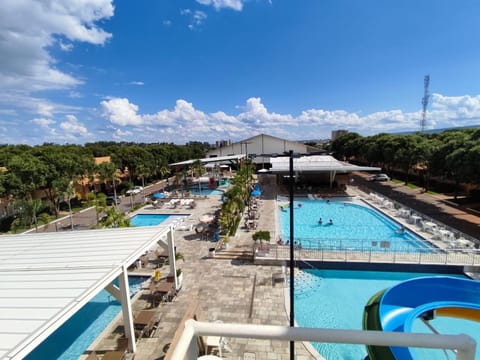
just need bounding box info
[86,185,317,360]
[78,180,480,360]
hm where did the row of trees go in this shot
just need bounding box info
[330,128,480,197]
[219,160,255,236]
[0,141,210,230]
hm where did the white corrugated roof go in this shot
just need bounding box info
[169,154,245,166]
[270,155,381,173]
[0,226,169,360]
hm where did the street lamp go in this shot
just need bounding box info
[288,150,295,360]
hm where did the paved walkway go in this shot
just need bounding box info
[85,182,315,360]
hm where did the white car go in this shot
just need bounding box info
[126,186,144,195]
[368,174,390,182]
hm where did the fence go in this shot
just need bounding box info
[256,243,480,266]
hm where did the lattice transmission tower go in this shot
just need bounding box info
[421,75,430,132]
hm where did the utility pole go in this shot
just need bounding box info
[421,75,430,132]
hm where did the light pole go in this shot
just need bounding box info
[288,150,295,360]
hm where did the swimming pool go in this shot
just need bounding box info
[278,199,432,251]
[130,214,189,227]
[25,276,148,360]
[131,214,170,226]
[294,269,480,360]
[189,188,224,196]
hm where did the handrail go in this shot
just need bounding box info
[255,244,480,266]
[170,320,476,360]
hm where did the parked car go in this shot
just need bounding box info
[368,173,390,182]
[106,196,121,205]
[125,186,144,196]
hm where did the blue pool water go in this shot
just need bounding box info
[279,199,431,251]
[294,269,480,360]
[189,188,224,196]
[25,276,148,360]
[131,213,170,226]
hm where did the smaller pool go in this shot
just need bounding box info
[189,188,224,196]
[131,214,170,226]
[25,276,148,360]
[131,214,188,227]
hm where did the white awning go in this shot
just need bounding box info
[269,155,381,173]
[0,226,170,360]
[169,154,245,167]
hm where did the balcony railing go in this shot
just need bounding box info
[170,320,476,360]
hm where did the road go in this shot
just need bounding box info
[32,179,172,233]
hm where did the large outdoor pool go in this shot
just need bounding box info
[278,199,432,251]
[25,276,148,360]
[294,269,480,360]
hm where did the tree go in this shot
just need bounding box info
[99,206,131,228]
[97,162,121,200]
[192,159,204,193]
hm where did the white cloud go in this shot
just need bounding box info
[181,9,207,29]
[196,0,245,11]
[18,92,480,145]
[237,97,293,126]
[60,115,89,137]
[32,118,56,128]
[59,41,74,52]
[0,0,113,93]
[100,97,143,126]
[129,81,144,86]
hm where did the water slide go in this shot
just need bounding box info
[363,276,480,360]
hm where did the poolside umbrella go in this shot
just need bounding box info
[153,193,166,199]
[200,215,214,223]
[251,189,261,196]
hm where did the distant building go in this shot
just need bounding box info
[331,129,348,141]
[206,133,318,168]
[215,139,232,148]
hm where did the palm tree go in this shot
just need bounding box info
[99,206,130,228]
[63,181,76,230]
[97,162,120,201]
[192,159,204,193]
[160,165,171,189]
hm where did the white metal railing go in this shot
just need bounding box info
[170,320,476,360]
[259,244,480,266]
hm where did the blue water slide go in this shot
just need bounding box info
[365,276,480,360]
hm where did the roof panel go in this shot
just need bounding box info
[0,226,170,360]
[270,155,381,173]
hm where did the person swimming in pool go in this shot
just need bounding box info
[318,217,323,225]
[328,219,333,225]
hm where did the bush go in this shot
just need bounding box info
[252,230,271,243]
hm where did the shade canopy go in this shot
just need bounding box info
[269,155,381,173]
[0,226,170,360]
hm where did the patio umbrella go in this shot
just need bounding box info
[200,215,214,223]
[251,189,261,196]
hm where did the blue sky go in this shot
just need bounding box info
[2,0,480,145]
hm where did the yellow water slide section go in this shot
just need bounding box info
[435,307,480,322]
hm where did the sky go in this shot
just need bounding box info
[2,0,480,146]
